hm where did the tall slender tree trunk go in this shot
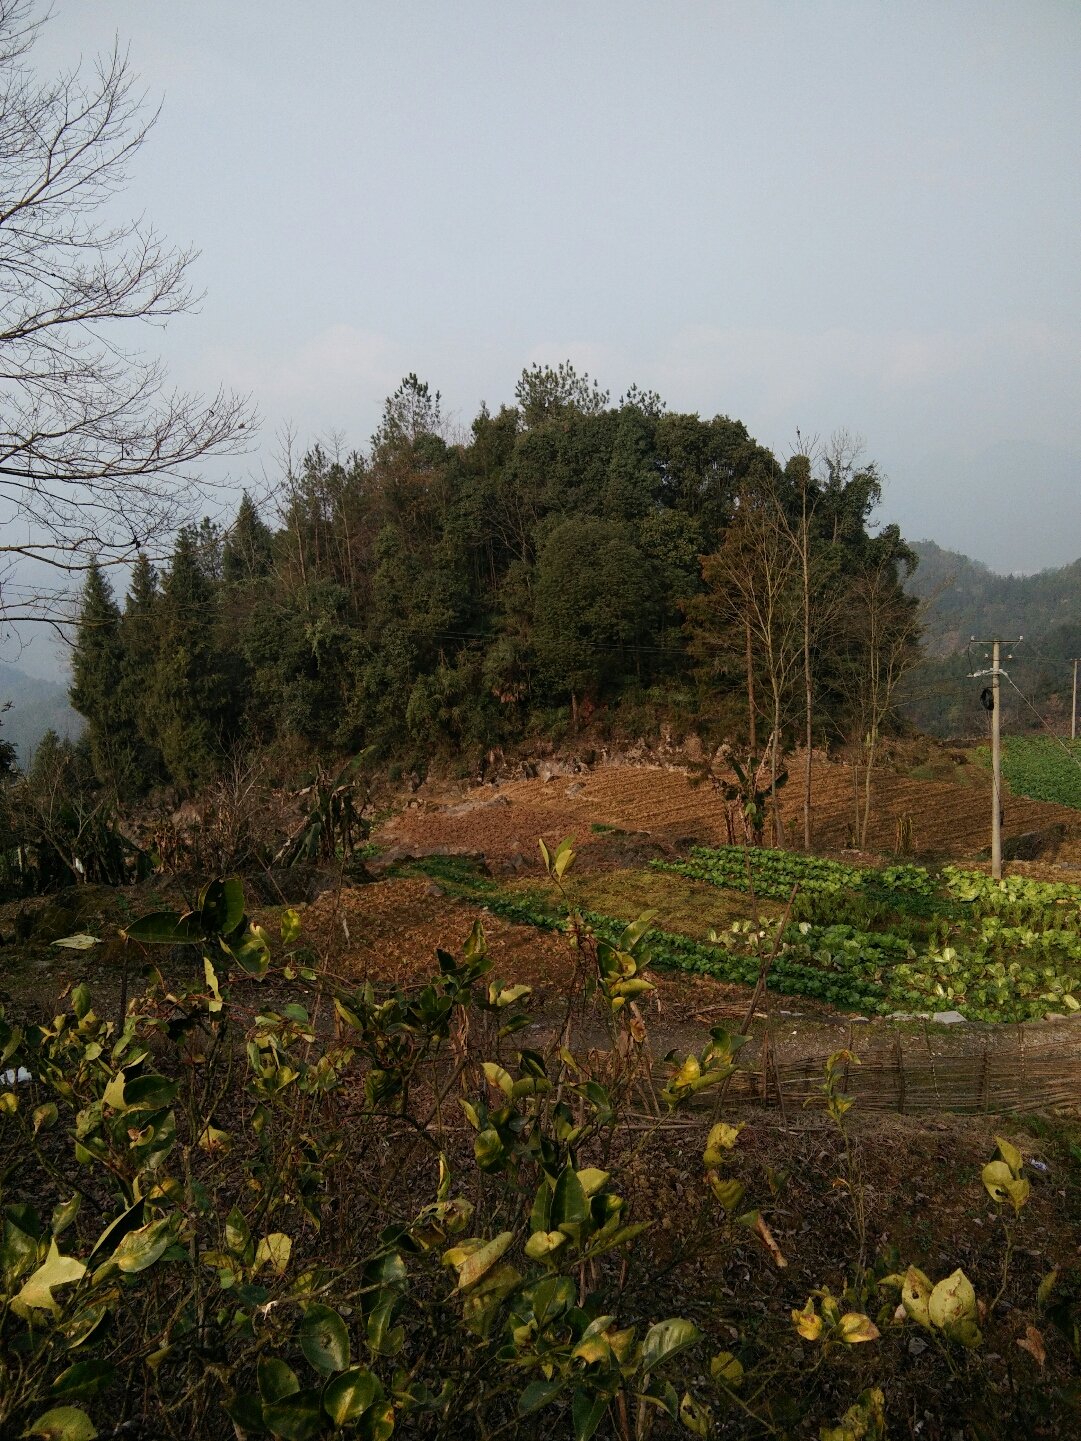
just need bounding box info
[801,489,813,851]
[771,690,784,847]
[745,620,757,752]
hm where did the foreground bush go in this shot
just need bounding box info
[0,846,1077,1438]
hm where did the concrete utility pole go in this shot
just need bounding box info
[1072,657,1078,743]
[991,639,1003,880]
[970,636,1022,881]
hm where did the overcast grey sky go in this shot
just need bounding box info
[13,0,1080,676]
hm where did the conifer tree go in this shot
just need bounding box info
[69,560,132,791]
[151,527,228,793]
[223,492,275,583]
[118,553,165,792]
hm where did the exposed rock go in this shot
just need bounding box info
[931,1010,967,1025]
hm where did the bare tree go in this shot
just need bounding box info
[840,557,924,847]
[698,482,803,845]
[0,0,254,615]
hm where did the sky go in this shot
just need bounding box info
[8,0,1081,675]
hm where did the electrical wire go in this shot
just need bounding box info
[1002,670,1081,771]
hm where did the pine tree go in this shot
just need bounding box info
[151,527,229,793]
[69,560,131,791]
[118,553,165,792]
[223,492,275,584]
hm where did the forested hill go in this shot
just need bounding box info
[900,541,1081,736]
[909,541,1081,658]
[0,664,83,766]
[66,365,918,797]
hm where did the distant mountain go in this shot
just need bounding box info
[0,663,84,768]
[901,542,1081,737]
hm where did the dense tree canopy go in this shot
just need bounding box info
[68,366,921,795]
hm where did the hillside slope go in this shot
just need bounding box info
[0,663,83,766]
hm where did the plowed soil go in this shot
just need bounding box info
[300,875,778,1040]
[377,761,1081,866]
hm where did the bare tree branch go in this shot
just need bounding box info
[0,0,256,602]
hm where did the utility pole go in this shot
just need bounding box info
[970,635,1022,881]
[991,639,1002,880]
[1072,657,1078,743]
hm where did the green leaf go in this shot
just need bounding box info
[51,1195,80,1238]
[257,1356,300,1404]
[198,876,245,936]
[531,1275,575,1328]
[619,911,657,950]
[225,1207,251,1258]
[22,1406,97,1440]
[552,1165,589,1230]
[642,1317,702,1372]
[571,1388,607,1441]
[366,1297,405,1357]
[323,1367,382,1425]
[281,909,302,944]
[88,1199,143,1261]
[112,1217,174,1274]
[223,1393,264,1433]
[300,1304,350,1373]
[121,1073,179,1112]
[121,911,202,945]
[49,1360,116,1401]
[226,924,271,978]
[262,1389,322,1441]
[33,1102,58,1134]
[518,1379,565,1416]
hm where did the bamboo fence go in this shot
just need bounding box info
[720,1017,1081,1117]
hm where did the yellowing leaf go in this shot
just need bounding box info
[901,1266,933,1328]
[710,1351,744,1388]
[23,1405,98,1440]
[197,1124,231,1154]
[706,1171,745,1211]
[454,1231,513,1291]
[481,1062,514,1097]
[1037,1267,1059,1309]
[929,1269,977,1331]
[993,1134,1023,1179]
[17,1241,86,1314]
[792,1299,822,1341]
[982,1159,1015,1204]
[254,1232,292,1275]
[703,1122,743,1166]
[576,1168,610,1197]
[839,1312,880,1344]
[524,1230,567,1261]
